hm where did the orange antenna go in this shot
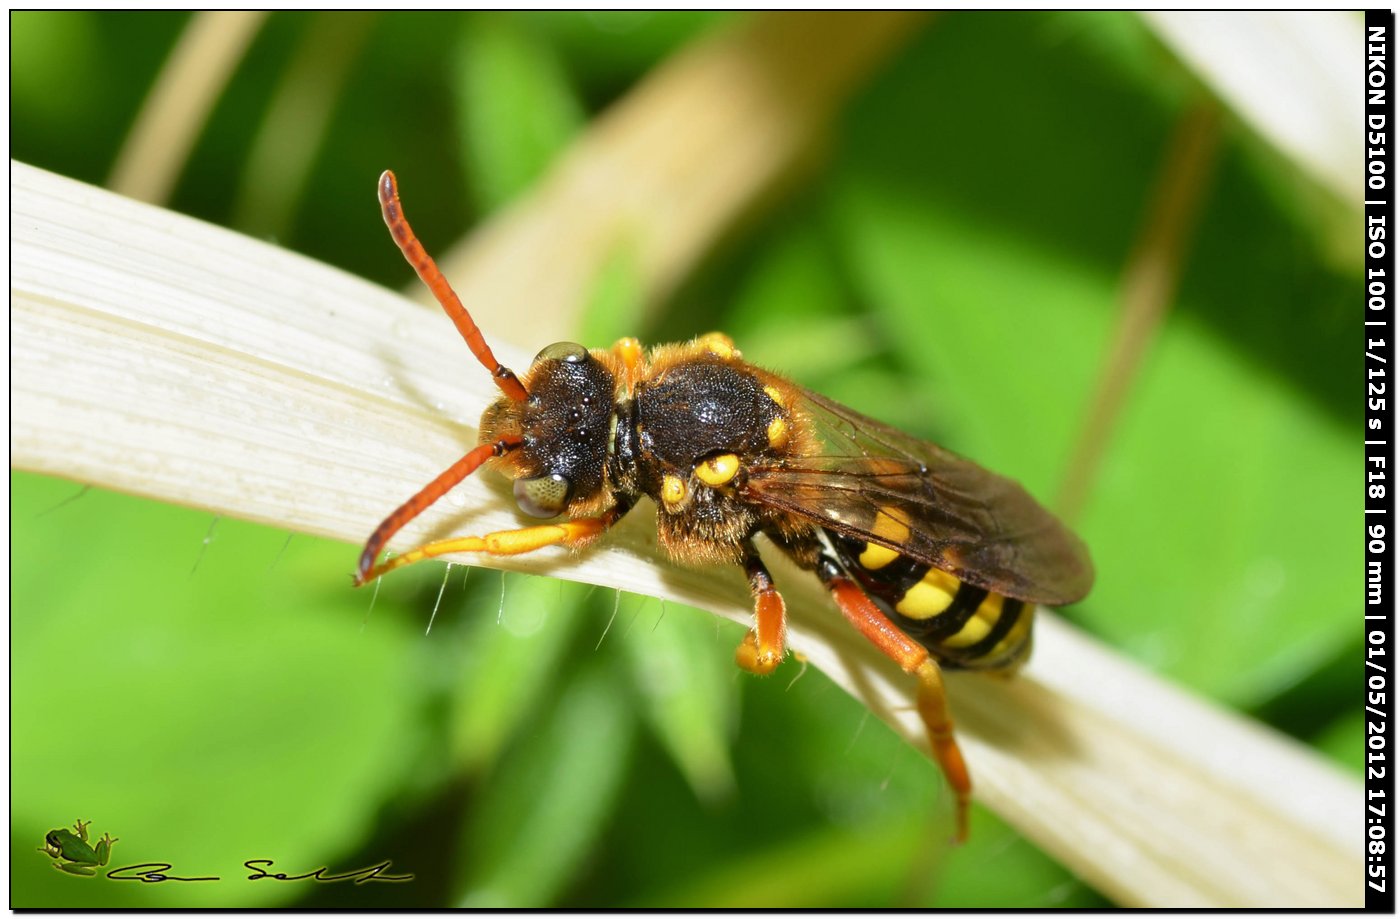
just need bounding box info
[355,435,520,585]
[378,170,528,402]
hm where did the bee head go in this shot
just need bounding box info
[479,341,617,518]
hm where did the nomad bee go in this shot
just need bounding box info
[358,171,1093,840]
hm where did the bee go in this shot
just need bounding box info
[357,171,1094,840]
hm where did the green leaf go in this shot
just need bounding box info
[448,573,587,774]
[12,473,423,907]
[452,14,584,212]
[575,240,646,345]
[530,12,728,88]
[619,599,738,804]
[634,802,1100,908]
[456,662,633,906]
[1314,709,1364,774]
[1081,314,1353,704]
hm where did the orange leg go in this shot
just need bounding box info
[819,559,972,842]
[359,503,630,583]
[356,438,520,585]
[735,543,787,676]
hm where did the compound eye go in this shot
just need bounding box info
[533,341,589,365]
[513,473,571,518]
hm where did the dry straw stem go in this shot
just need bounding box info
[1058,101,1221,521]
[11,160,1361,908]
[426,11,930,342]
[107,11,268,206]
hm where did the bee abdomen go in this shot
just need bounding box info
[829,531,1034,672]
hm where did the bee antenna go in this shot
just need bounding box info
[378,170,528,402]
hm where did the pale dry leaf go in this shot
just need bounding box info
[425,11,931,346]
[1143,11,1362,205]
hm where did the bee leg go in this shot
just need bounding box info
[818,558,972,842]
[735,542,786,676]
[356,437,520,585]
[360,500,632,583]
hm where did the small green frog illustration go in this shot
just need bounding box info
[39,819,118,876]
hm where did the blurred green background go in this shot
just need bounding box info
[12,11,1359,907]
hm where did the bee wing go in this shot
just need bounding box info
[742,388,1093,605]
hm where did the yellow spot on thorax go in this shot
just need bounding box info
[696,452,740,487]
[697,332,738,359]
[767,415,789,449]
[760,385,790,449]
[661,474,687,507]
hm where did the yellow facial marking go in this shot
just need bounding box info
[661,474,687,507]
[767,415,789,449]
[942,593,1005,648]
[895,567,961,620]
[763,384,785,407]
[698,332,737,359]
[695,452,740,487]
